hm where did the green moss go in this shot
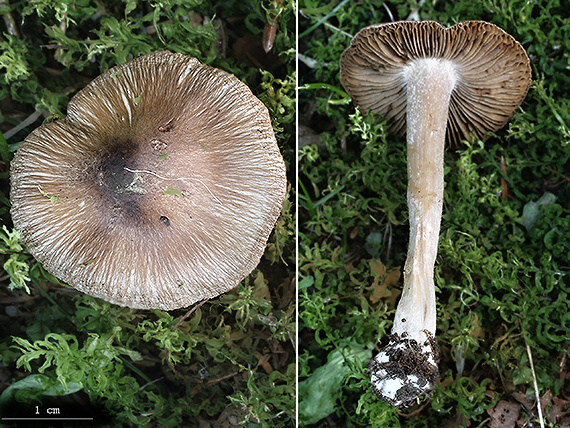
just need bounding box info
[162,187,183,197]
[299,0,569,426]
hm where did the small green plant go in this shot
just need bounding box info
[0,226,31,292]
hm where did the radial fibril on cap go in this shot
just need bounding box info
[10,51,287,310]
[340,20,532,144]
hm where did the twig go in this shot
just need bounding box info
[0,0,20,37]
[525,339,545,428]
[398,397,431,417]
[323,21,353,39]
[205,371,239,385]
[55,10,69,62]
[382,2,395,22]
[164,300,208,382]
[138,376,164,391]
[171,299,208,332]
[4,110,44,140]
[299,0,351,39]
[496,360,506,390]
[164,349,197,382]
[288,330,295,352]
[474,418,491,428]
[500,155,509,200]
[545,165,570,183]
[124,167,223,206]
[382,222,393,264]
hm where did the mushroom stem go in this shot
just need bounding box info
[369,58,457,407]
[340,20,532,409]
[394,58,457,341]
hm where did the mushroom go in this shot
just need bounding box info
[10,51,287,311]
[340,21,531,407]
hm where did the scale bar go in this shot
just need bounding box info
[2,418,94,421]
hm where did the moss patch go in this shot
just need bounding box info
[299,0,569,426]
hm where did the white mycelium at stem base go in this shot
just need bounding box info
[369,58,458,408]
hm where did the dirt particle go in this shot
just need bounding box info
[151,139,167,151]
[158,119,174,132]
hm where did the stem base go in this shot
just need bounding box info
[369,330,439,408]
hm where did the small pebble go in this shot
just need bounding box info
[5,305,17,317]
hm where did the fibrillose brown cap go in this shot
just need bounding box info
[340,20,532,144]
[10,51,287,310]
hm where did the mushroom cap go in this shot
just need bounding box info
[340,20,532,144]
[10,51,287,310]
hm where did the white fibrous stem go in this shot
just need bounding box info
[369,58,458,408]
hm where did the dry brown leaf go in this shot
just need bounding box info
[487,400,520,428]
[253,272,271,301]
[541,390,570,425]
[255,352,273,374]
[368,259,401,304]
